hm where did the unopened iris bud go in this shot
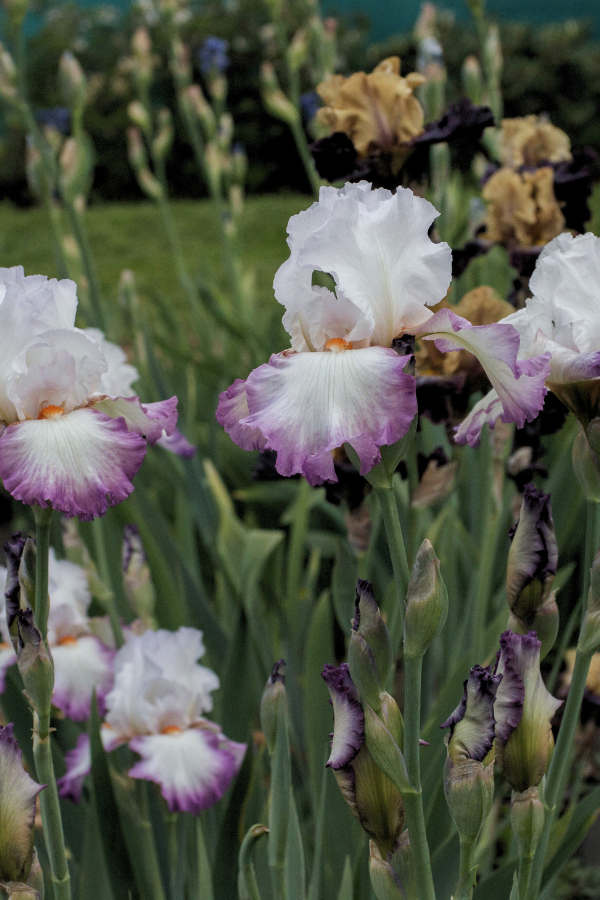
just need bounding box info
[404,539,448,659]
[184,85,216,139]
[322,663,405,857]
[0,44,19,106]
[260,659,286,755]
[462,56,483,106]
[16,609,54,715]
[287,28,309,73]
[59,52,87,121]
[507,484,558,658]
[217,112,233,152]
[131,27,154,92]
[495,631,562,792]
[128,100,152,137]
[348,580,392,710]
[152,108,174,160]
[0,724,44,885]
[441,665,501,842]
[368,840,404,900]
[260,62,299,126]
[510,787,544,861]
[579,549,600,654]
[231,144,247,185]
[59,134,94,202]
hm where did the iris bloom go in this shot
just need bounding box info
[482,166,565,249]
[0,268,177,519]
[217,183,550,484]
[499,115,572,170]
[0,549,114,720]
[457,233,600,446]
[98,627,245,813]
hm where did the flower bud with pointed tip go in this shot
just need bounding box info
[322,664,405,856]
[59,52,86,121]
[404,539,448,659]
[495,631,562,792]
[462,56,483,106]
[507,594,559,662]
[260,659,286,755]
[152,108,174,160]
[368,840,404,900]
[507,485,557,655]
[0,725,44,884]
[3,535,28,649]
[128,100,152,137]
[348,580,392,710]
[441,665,500,842]
[15,609,53,715]
[260,63,299,126]
[511,787,544,860]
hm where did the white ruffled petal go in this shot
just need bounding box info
[52,635,114,721]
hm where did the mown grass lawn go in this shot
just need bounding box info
[0,193,312,311]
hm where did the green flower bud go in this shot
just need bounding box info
[260,659,286,755]
[369,840,404,900]
[184,85,216,140]
[287,28,309,73]
[152,108,174,160]
[0,725,44,885]
[404,539,448,659]
[131,27,155,93]
[510,787,544,860]
[59,52,86,122]
[16,610,54,715]
[59,134,94,203]
[462,56,483,107]
[260,63,299,126]
[128,100,152,138]
[579,548,600,654]
[0,44,19,106]
[389,831,417,900]
[348,580,392,710]
[444,757,495,843]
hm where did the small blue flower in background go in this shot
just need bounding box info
[299,91,320,123]
[198,37,229,75]
[36,107,71,136]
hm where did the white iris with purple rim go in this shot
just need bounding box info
[216,182,551,483]
[457,232,600,445]
[0,267,178,519]
[94,627,246,814]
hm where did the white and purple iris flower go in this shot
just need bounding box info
[0,550,114,720]
[0,267,178,519]
[457,232,600,445]
[60,627,245,813]
[216,182,550,483]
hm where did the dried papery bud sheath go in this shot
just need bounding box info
[507,485,557,625]
[368,840,405,900]
[348,581,391,710]
[579,548,600,655]
[495,631,562,792]
[0,725,44,884]
[322,664,405,856]
[404,539,448,659]
[510,787,544,861]
[260,659,286,755]
[441,666,501,842]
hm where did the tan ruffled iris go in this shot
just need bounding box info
[500,115,572,169]
[316,56,425,160]
[482,166,565,248]
[416,286,514,381]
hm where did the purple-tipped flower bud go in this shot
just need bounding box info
[348,581,392,710]
[578,548,600,655]
[441,666,501,842]
[507,486,558,658]
[510,787,544,861]
[495,631,562,792]
[404,539,448,659]
[260,659,286,755]
[0,724,44,884]
[322,663,405,856]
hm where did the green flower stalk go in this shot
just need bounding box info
[511,787,544,898]
[506,485,559,658]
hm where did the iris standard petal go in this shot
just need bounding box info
[239,347,417,485]
[0,408,147,520]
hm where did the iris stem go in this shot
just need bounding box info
[33,505,72,900]
[529,500,600,899]
[518,853,534,900]
[403,655,436,900]
[375,485,410,627]
[458,837,476,888]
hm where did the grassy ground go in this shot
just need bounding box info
[0,193,312,311]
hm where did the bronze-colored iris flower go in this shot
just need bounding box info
[499,115,572,169]
[482,166,565,248]
[316,57,425,169]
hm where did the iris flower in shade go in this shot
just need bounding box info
[0,724,44,884]
[457,233,600,446]
[0,267,177,520]
[99,628,246,814]
[217,183,550,485]
[0,549,114,720]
